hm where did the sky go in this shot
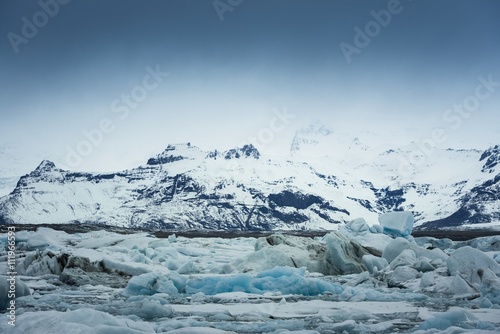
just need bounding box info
[1,0,500,175]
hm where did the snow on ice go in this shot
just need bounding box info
[1,212,500,333]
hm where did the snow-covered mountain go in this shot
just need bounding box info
[0,143,368,230]
[288,124,500,230]
[0,126,498,230]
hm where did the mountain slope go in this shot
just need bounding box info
[0,139,499,230]
[0,144,377,230]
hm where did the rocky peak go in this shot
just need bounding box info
[480,145,500,173]
[31,160,56,175]
[147,143,203,165]
[224,144,260,160]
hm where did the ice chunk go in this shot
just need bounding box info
[0,276,31,310]
[388,266,419,287]
[447,246,500,285]
[177,261,200,274]
[122,298,173,320]
[364,321,393,333]
[148,239,173,248]
[327,320,356,332]
[323,231,369,275]
[413,247,448,263]
[390,249,417,270]
[60,267,92,286]
[382,237,411,263]
[420,271,435,288]
[176,247,209,257]
[369,224,383,234]
[250,234,327,274]
[383,237,447,266]
[101,258,150,276]
[494,253,500,264]
[187,273,254,295]
[418,307,477,330]
[362,255,388,274]
[473,266,500,304]
[124,272,181,296]
[344,218,370,235]
[2,308,156,333]
[124,267,342,297]
[345,230,393,256]
[16,250,67,276]
[461,235,500,252]
[234,247,297,273]
[378,211,414,238]
[347,271,371,286]
[22,234,50,251]
[131,252,149,264]
[254,266,343,296]
[479,297,493,308]
[447,275,479,296]
[96,295,174,320]
[412,258,436,272]
[186,267,343,296]
[414,236,454,251]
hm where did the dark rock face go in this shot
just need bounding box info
[147,155,185,165]
[268,191,323,210]
[480,145,500,173]
[224,144,260,160]
[32,160,56,175]
[418,174,500,230]
[147,144,187,165]
[372,187,406,211]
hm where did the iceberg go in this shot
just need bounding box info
[125,267,343,297]
[124,272,181,296]
[322,231,369,275]
[186,267,343,296]
[343,218,370,235]
[378,211,414,238]
[447,246,500,285]
[2,226,500,333]
[361,254,388,274]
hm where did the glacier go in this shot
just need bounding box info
[2,217,500,333]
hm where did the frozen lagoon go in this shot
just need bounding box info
[1,219,500,333]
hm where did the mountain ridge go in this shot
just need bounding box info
[0,137,499,230]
